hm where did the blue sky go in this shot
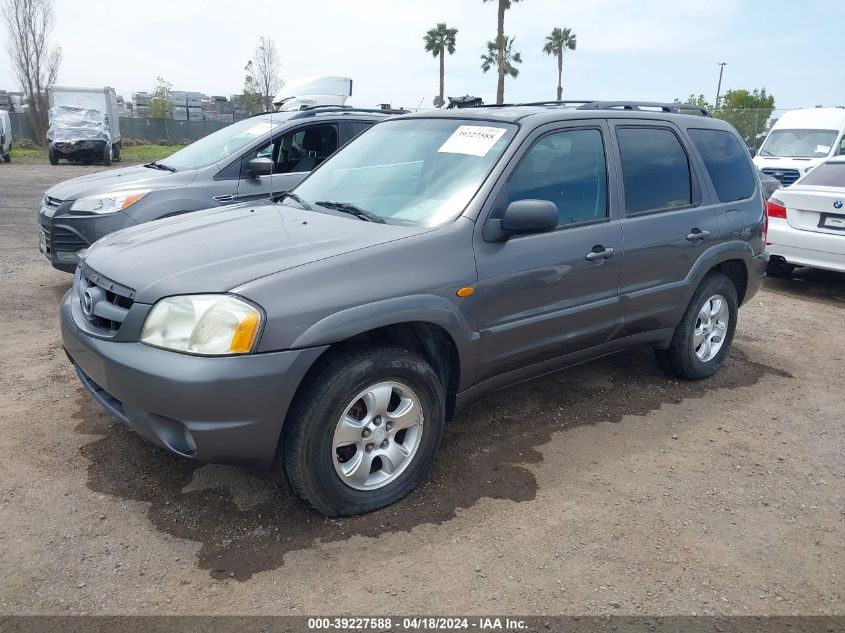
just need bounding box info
[1,0,842,111]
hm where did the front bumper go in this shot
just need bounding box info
[38,200,137,272]
[767,218,845,273]
[61,290,327,469]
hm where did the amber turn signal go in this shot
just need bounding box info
[456,287,474,298]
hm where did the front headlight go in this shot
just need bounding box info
[141,295,262,355]
[70,190,149,214]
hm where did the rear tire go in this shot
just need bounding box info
[2,152,9,163]
[767,258,795,278]
[658,273,738,381]
[282,344,445,516]
[113,142,121,162]
[102,142,112,166]
[48,143,59,166]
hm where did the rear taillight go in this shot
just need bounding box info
[766,198,787,219]
[762,199,769,246]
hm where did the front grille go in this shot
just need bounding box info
[761,168,801,186]
[76,265,135,332]
[52,226,87,252]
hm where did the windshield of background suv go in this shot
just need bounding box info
[160,117,284,171]
[290,118,517,226]
[759,129,838,158]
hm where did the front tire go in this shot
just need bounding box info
[656,273,738,380]
[48,143,59,165]
[2,151,9,163]
[112,142,121,162]
[282,344,445,516]
[102,142,112,166]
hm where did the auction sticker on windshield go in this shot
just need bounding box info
[438,125,507,157]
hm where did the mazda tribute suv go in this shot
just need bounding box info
[61,101,768,516]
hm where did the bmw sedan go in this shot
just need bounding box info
[765,157,845,276]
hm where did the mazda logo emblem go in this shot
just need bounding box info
[835,200,843,210]
[81,289,94,318]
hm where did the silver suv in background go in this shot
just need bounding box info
[38,106,403,271]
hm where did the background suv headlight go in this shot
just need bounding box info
[70,190,149,214]
[141,295,262,355]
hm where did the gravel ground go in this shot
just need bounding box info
[0,162,842,616]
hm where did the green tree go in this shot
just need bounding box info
[541,27,576,102]
[674,89,776,148]
[481,36,522,93]
[483,0,523,104]
[719,88,775,148]
[423,22,458,108]
[240,67,262,115]
[149,76,173,119]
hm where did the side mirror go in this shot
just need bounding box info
[247,156,273,178]
[483,199,558,242]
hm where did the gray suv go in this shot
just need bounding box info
[39,106,400,271]
[60,101,768,516]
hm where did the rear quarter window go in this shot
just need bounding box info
[688,128,755,202]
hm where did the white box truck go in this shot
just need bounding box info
[47,85,122,165]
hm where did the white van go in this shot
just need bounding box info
[753,108,845,186]
[0,110,11,162]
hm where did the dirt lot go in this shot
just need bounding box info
[0,161,842,616]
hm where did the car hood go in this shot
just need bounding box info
[46,164,198,201]
[83,202,433,303]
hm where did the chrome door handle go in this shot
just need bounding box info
[585,246,615,261]
[686,229,711,242]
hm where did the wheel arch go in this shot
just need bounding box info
[687,240,755,306]
[288,295,478,423]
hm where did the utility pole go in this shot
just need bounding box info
[715,62,727,108]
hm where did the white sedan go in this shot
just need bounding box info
[765,157,845,276]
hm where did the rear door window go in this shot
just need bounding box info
[617,127,692,214]
[688,128,755,202]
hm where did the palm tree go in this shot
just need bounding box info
[483,0,523,104]
[423,23,458,108]
[542,27,577,101]
[480,36,523,92]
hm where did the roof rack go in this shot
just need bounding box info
[463,100,711,117]
[575,101,712,116]
[288,105,408,119]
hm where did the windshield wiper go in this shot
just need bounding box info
[273,191,313,210]
[315,201,386,223]
[144,161,176,173]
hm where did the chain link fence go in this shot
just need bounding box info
[7,111,236,145]
[5,107,830,150]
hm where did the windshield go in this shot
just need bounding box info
[160,117,284,171]
[759,129,838,158]
[290,118,517,226]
